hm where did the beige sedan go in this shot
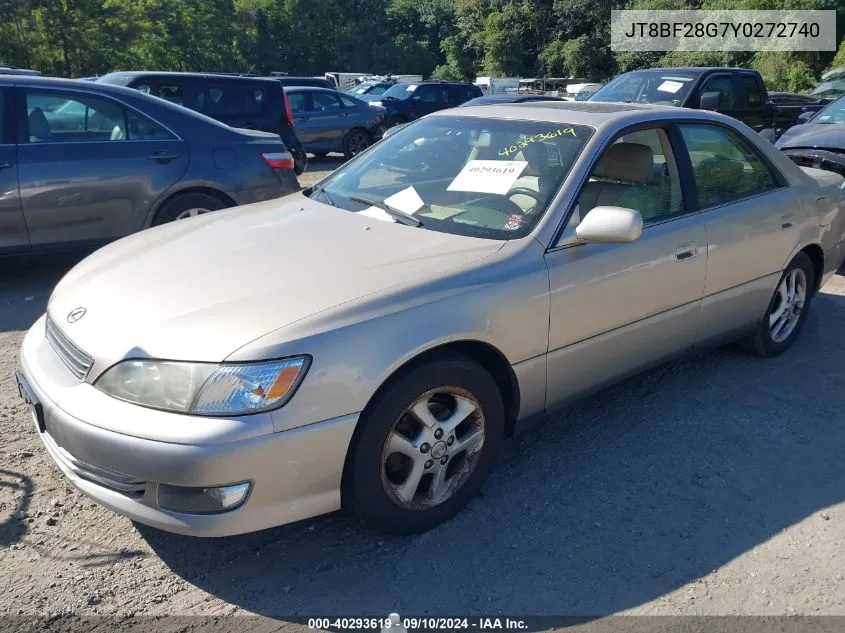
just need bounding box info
[16,102,845,536]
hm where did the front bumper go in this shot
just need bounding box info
[17,317,357,537]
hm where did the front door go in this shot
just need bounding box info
[0,86,28,254]
[17,87,189,247]
[544,126,707,407]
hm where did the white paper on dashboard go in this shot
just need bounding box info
[384,186,425,214]
[657,80,684,94]
[447,160,528,195]
[358,206,395,223]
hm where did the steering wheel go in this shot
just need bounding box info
[506,186,543,212]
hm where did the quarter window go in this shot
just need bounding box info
[679,124,779,209]
[571,127,683,227]
[340,95,359,108]
[195,85,265,116]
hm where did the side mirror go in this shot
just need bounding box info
[797,110,815,123]
[575,206,643,244]
[699,91,721,111]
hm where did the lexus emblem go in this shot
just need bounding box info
[67,307,86,323]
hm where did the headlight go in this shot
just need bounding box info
[95,356,310,416]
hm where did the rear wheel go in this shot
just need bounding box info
[153,192,229,226]
[344,353,504,534]
[343,128,372,160]
[740,252,814,356]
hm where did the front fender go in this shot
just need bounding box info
[229,240,551,433]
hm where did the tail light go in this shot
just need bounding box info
[282,91,295,128]
[262,151,294,171]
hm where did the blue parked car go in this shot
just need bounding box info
[369,80,482,128]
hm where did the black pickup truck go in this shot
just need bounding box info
[589,67,827,141]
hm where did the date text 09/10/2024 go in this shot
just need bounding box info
[307,617,529,631]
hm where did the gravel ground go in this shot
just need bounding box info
[1,161,844,627]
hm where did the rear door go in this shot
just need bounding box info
[303,91,346,150]
[0,85,29,253]
[16,86,189,247]
[677,122,799,344]
[735,73,773,133]
[287,91,318,146]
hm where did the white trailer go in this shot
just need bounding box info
[325,72,368,91]
[474,77,520,95]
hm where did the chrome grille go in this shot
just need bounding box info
[42,432,146,496]
[45,316,94,380]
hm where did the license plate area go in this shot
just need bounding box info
[15,371,45,433]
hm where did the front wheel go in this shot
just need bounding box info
[740,252,814,356]
[344,353,505,534]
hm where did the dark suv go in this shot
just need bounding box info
[372,80,483,128]
[97,72,308,174]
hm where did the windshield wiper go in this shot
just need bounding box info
[348,195,422,227]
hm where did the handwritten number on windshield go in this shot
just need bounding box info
[498,128,577,157]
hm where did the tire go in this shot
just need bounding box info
[293,150,307,176]
[152,192,229,226]
[343,128,372,160]
[739,252,814,357]
[344,352,505,535]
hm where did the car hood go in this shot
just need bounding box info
[47,194,504,367]
[777,123,845,151]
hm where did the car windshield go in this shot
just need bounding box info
[381,83,415,101]
[308,116,593,240]
[811,79,845,100]
[590,72,697,106]
[811,96,845,124]
[349,82,389,96]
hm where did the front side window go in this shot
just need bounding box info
[679,124,779,209]
[25,91,126,143]
[309,116,593,240]
[571,128,683,228]
[381,83,416,101]
[699,76,735,109]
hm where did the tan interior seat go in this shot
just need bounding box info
[577,142,654,214]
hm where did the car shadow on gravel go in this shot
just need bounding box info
[0,468,34,547]
[139,287,845,618]
[0,255,80,333]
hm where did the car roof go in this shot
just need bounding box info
[282,86,339,93]
[436,100,707,128]
[98,71,281,85]
[626,67,751,74]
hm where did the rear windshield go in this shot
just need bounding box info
[381,83,416,100]
[590,71,698,106]
[193,84,266,116]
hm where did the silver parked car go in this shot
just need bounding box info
[16,102,845,537]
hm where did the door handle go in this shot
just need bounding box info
[675,242,697,261]
[148,152,179,163]
[781,213,794,230]
[0,161,12,170]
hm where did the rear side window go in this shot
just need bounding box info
[136,83,186,106]
[287,92,308,113]
[740,76,763,107]
[25,90,125,142]
[195,85,266,117]
[679,124,780,209]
